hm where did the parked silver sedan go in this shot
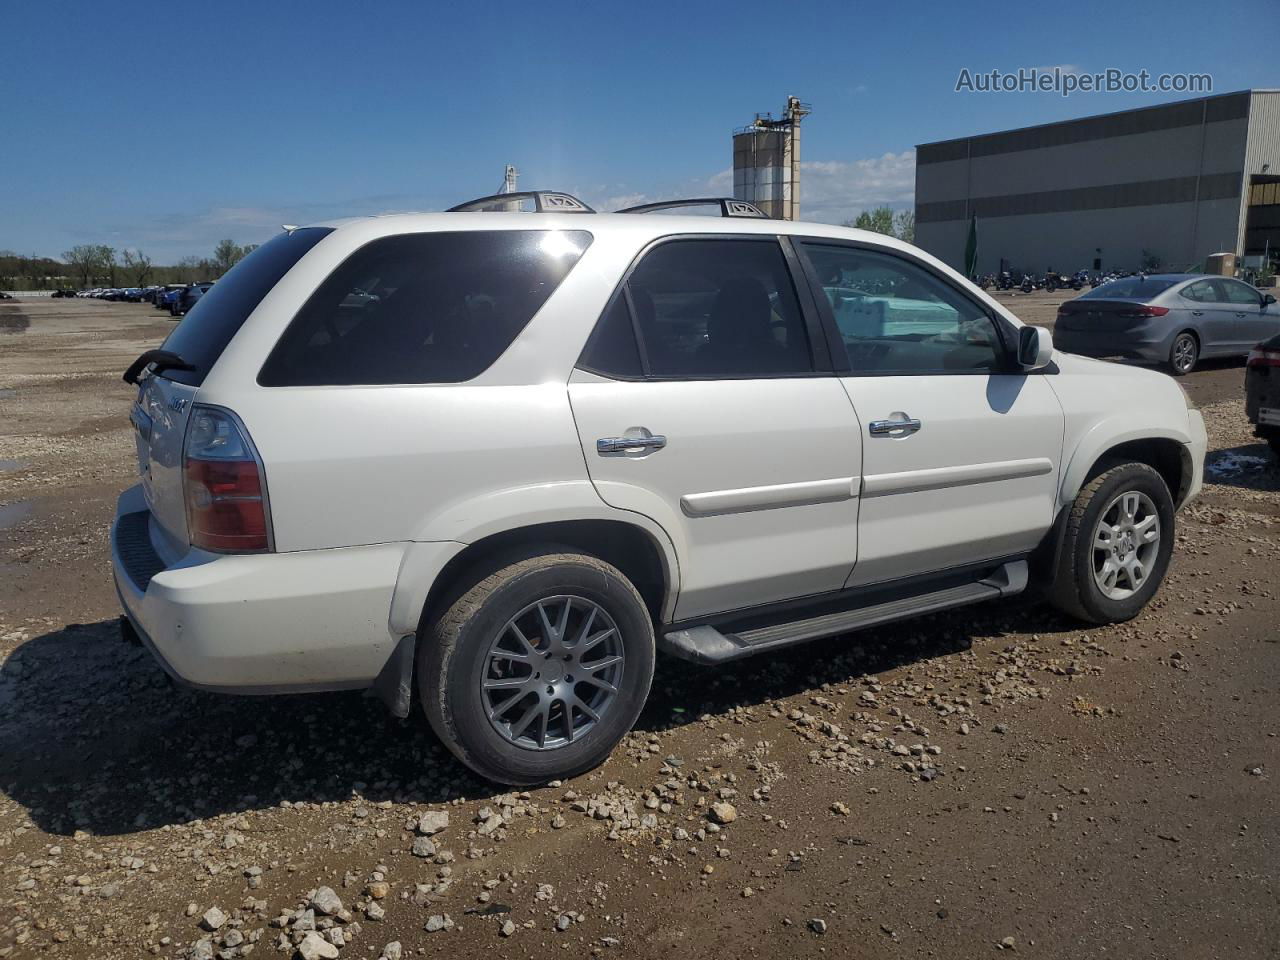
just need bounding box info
[1053,273,1280,375]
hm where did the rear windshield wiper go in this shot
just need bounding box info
[122,349,196,385]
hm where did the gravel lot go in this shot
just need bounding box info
[1,295,1277,960]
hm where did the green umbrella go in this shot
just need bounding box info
[963,214,978,280]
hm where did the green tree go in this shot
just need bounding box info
[62,245,100,287]
[92,245,118,285]
[121,249,153,286]
[211,239,257,277]
[845,206,896,236]
[893,209,915,245]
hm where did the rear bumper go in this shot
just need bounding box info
[1053,327,1171,363]
[111,484,410,693]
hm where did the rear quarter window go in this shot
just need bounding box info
[257,230,592,386]
[158,227,333,385]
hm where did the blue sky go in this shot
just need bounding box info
[3,0,1276,263]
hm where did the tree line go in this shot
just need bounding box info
[843,207,915,244]
[0,239,259,290]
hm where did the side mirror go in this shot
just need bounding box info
[1017,325,1053,370]
[1264,293,1276,306]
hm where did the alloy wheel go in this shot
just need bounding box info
[1091,490,1161,600]
[481,596,624,751]
[1172,335,1197,373]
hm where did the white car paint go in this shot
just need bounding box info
[111,209,1207,697]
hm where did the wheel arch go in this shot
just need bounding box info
[1034,435,1190,593]
[1061,421,1195,510]
[395,518,677,642]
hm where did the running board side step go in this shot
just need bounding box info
[660,560,1028,666]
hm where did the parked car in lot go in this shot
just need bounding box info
[170,282,213,317]
[155,284,188,310]
[1246,334,1280,459]
[0,291,13,300]
[113,191,1207,785]
[1053,273,1280,374]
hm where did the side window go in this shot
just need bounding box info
[578,295,643,379]
[259,230,591,386]
[621,239,814,378]
[1222,279,1262,306]
[800,243,1004,373]
[1180,281,1211,303]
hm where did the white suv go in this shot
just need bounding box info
[112,192,1207,785]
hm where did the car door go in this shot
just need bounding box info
[1221,278,1277,349]
[568,236,863,621]
[1181,279,1239,356]
[794,239,1064,587]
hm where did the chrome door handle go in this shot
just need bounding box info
[597,435,667,454]
[868,418,922,437]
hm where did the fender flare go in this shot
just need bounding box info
[387,480,683,638]
[1059,419,1193,507]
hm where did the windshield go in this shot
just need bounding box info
[1081,277,1181,299]
[158,227,333,385]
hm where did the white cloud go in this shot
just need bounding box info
[795,150,916,222]
[578,151,916,222]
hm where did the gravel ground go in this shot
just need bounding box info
[0,296,1276,960]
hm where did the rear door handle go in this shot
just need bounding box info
[597,434,667,454]
[868,418,922,437]
[1191,310,1204,316]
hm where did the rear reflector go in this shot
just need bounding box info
[183,407,271,552]
[1247,346,1280,368]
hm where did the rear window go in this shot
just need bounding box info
[159,227,333,385]
[1081,276,1180,299]
[257,230,592,386]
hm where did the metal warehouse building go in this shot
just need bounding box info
[914,89,1280,276]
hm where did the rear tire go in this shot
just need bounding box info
[1168,331,1198,375]
[1048,463,1175,624]
[419,550,655,785]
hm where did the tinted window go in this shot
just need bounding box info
[259,230,591,386]
[623,239,812,378]
[159,227,333,385]
[1082,276,1180,299]
[802,243,1003,373]
[578,295,643,379]
[1180,280,1218,303]
[1222,279,1262,305]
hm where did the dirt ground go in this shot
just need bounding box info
[1,294,1276,960]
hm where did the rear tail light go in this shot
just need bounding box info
[1116,305,1169,319]
[183,406,272,552]
[1248,346,1280,368]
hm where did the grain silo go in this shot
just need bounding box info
[733,96,811,220]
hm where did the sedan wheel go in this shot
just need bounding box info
[1169,332,1198,375]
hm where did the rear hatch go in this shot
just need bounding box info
[126,227,333,547]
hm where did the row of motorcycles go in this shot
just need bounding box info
[977,269,1095,293]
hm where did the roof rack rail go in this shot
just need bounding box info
[615,197,767,219]
[447,191,594,213]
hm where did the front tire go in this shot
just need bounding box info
[1048,463,1175,624]
[1168,331,1198,375]
[419,550,655,785]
